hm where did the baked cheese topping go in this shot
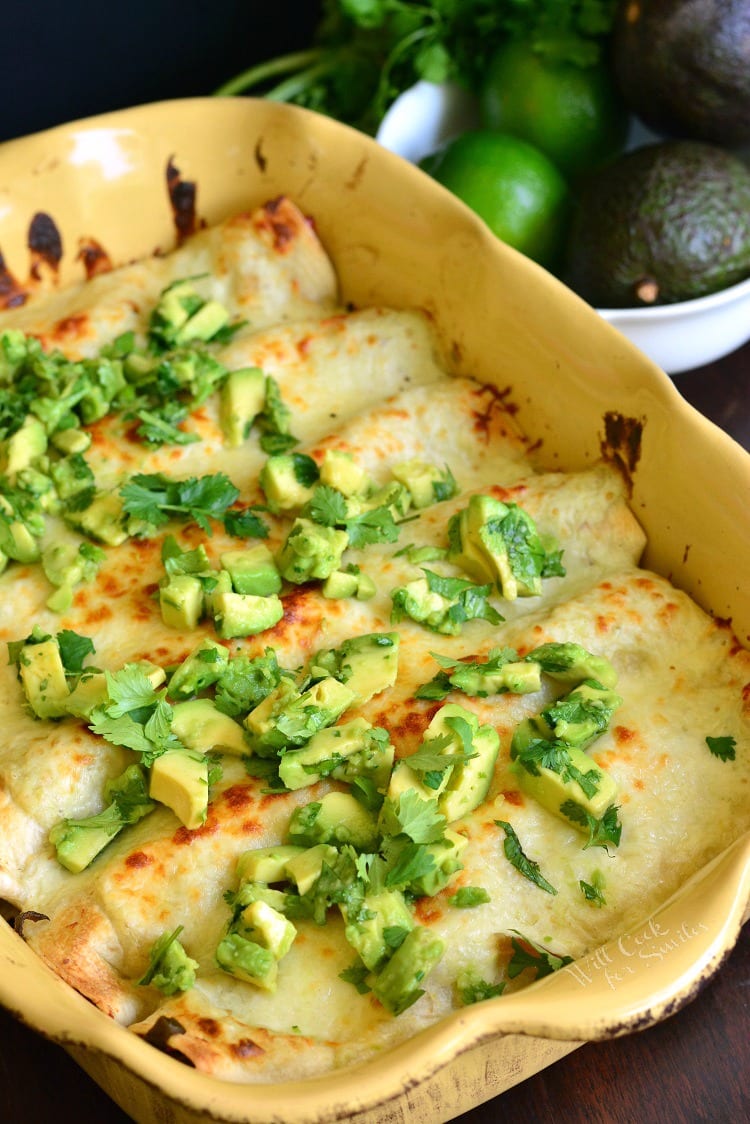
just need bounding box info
[0,198,748,1083]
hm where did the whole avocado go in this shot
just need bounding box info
[612,0,750,146]
[563,141,750,307]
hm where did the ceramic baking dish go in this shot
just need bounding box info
[0,97,748,1124]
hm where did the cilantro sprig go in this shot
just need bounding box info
[495,819,558,895]
[120,471,269,539]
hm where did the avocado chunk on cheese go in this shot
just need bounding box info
[49,763,155,873]
[212,590,284,639]
[514,743,619,824]
[2,416,47,476]
[260,455,317,513]
[50,427,91,455]
[149,749,210,830]
[369,925,445,1016]
[408,828,468,896]
[437,724,500,824]
[322,569,359,600]
[319,450,367,497]
[246,677,356,753]
[278,717,394,791]
[391,458,453,509]
[284,843,339,895]
[66,492,128,546]
[238,899,297,960]
[236,844,306,884]
[448,494,563,600]
[0,517,41,564]
[287,791,380,851]
[310,632,400,705]
[341,890,414,972]
[18,637,71,719]
[276,518,349,584]
[220,545,282,597]
[168,639,229,700]
[171,698,248,756]
[529,642,618,689]
[215,932,278,991]
[220,367,266,447]
[542,680,623,750]
[160,574,205,631]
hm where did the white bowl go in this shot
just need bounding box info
[376,82,750,375]
[597,275,750,374]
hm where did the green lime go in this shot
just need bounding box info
[480,41,628,179]
[428,130,569,270]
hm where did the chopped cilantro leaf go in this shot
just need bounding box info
[495,820,557,894]
[456,968,505,1005]
[120,472,241,534]
[56,630,96,674]
[448,886,490,908]
[507,931,573,980]
[560,801,622,851]
[706,735,736,762]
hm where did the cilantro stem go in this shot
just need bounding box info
[214,49,324,97]
[265,61,341,104]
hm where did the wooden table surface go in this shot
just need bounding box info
[1,342,748,1124]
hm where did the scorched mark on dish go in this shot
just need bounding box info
[28,211,63,280]
[166,158,200,245]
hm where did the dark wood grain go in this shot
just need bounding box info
[1,342,748,1124]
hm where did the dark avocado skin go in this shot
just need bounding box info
[563,141,750,307]
[612,0,750,146]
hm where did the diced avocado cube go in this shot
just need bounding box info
[49,763,154,873]
[287,791,380,851]
[18,638,70,719]
[529,642,618,689]
[278,717,392,790]
[514,745,619,823]
[236,844,306,884]
[390,459,445,509]
[64,672,109,719]
[437,723,500,824]
[160,575,205,631]
[50,427,92,455]
[46,584,73,613]
[260,455,316,513]
[168,638,229,700]
[220,367,266,447]
[212,590,284,639]
[311,632,399,706]
[450,655,541,697]
[322,570,359,600]
[355,571,377,600]
[388,757,447,804]
[204,567,232,617]
[542,680,622,750]
[341,890,414,972]
[318,449,367,497]
[171,698,248,755]
[174,299,229,345]
[275,518,349,584]
[220,545,281,596]
[284,843,338,895]
[66,492,128,546]
[0,518,41,563]
[369,926,445,1016]
[231,881,289,914]
[49,808,122,873]
[238,899,297,960]
[243,679,301,741]
[248,677,355,754]
[2,416,47,476]
[448,495,508,588]
[215,932,278,990]
[149,749,210,830]
[407,828,468,896]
